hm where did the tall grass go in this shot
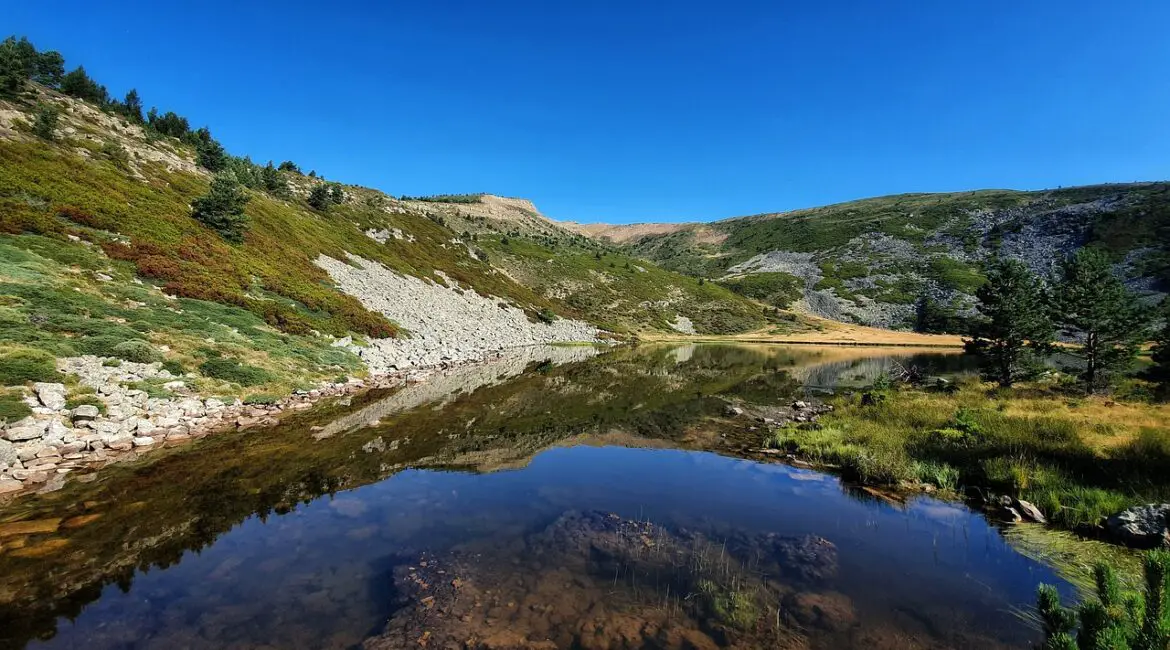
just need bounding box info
[775,382,1170,531]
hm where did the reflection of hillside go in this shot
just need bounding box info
[0,343,967,649]
[315,345,600,439]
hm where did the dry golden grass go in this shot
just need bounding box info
[642,314,965,348]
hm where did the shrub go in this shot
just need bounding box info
[64,393,105,414]
[913,460,960,491]
[161,359,185,376]
[112,339,162,363]
[0,391,32,422]
[243,393,280,405]
[199,357,273,386]
[0,349,59,385]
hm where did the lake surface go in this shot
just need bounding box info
[0,344,1072,649]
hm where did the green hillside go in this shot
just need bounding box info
[0,36,769,399]
[617,184,1170,330]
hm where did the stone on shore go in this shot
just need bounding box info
[1107,504,1170,548]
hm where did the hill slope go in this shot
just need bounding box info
[0,56,773,408]
[571,185,1170,329]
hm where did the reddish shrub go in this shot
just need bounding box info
[135,255,183,281]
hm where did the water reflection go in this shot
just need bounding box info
[0,344,1053,650]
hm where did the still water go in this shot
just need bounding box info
[0,344,1071,649]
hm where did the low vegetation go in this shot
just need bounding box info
[767,378,1170,531]
[1037,551,1170,649]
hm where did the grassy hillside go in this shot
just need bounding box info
[0,50,769,398]
[614,184,1170,329]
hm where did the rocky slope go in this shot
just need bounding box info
[570,185,1170,329]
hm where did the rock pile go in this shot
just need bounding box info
[1,356,419,498]
[316,254,604,373]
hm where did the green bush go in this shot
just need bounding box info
[64,393,106,414]
[0,349,59,385]
[112,339,162,363]
[161,359,185,376]
[199,357,273,386]
[243,392,280,405]
[0,391,32,422]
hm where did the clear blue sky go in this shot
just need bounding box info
[9,1,1170,223]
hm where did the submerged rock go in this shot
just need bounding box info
[363,510,839,650]
[1107,504,1170,548]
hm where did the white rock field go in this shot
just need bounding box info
[315,254,603,373]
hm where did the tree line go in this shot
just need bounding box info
[968,248,1168,394]
[1,35,349,242]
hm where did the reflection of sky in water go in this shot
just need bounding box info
[32,445,1060,650]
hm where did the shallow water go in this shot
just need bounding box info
[0,344,1071,649]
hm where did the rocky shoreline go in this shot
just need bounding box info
[0,345,604,502]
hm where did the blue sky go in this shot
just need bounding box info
[8,1,1169,223]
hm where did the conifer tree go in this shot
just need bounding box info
[122,89,144,123]
[31,102,59,140]
[1054,248,1150,392]
[191,172,251,242]
[966,258,1054,387]
[307,183,332,211]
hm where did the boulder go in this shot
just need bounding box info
[1107,504,1170,548]
[32,383,67,410]
[4,420,47,442]
[0,439,16,466]
[1015,499,1047,524]
[71,404,100,421]
[0,480,22,494]
[132,436,155,447]
[44,420,69,441]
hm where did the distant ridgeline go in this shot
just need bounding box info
[574,185,1170,332]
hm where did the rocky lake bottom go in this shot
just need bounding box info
[0,344,1085,649]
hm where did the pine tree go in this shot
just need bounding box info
[307,184,332,211]
[191,172,251,242]
[0,39,26,97]
[277,160,300,173]
[261,161,289,196]
[191,127,227,172]
[1152,302,1170,390]
[33,50,64,86]
[1054,248,1151,392]
[30,102,59,140]
[122,89,144,123]
[1038,551,1170,650]
[328,183,345,205]
[59,66,107,104]
[965,258,1054,387]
